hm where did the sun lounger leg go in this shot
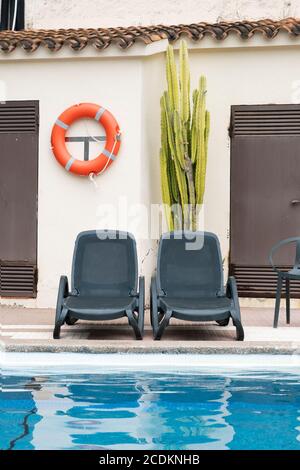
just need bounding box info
[126,309,143,340]
[53,307,68,339]
[138,276,145,336]
[154,309,172,340]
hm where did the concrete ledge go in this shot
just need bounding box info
[3,352,300,370]
[2,341,300,355]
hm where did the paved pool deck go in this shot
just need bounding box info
[1,306,300,354]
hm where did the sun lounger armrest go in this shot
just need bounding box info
[226,276,243,329]
[151,275,157,296]
[138,276,145,299]
[151,275,165,297]
[226,276,238,300]
[55,276,69,325]
[58,275,69,300]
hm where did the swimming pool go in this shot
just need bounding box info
[1,354,300,450]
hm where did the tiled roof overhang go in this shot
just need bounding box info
[0,18,299,53]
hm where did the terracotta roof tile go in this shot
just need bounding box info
[0,18,299,54]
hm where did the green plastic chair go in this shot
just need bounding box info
[269,237,300,328]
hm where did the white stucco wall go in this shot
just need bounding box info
[26,0,300,29]
[0,53,146,306]
[1,34,300,308]
[141,37,300,294]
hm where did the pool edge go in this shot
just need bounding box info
[1,341,300,355]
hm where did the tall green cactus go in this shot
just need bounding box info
[160,40,210,231]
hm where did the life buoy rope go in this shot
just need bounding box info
[51,103,121,176]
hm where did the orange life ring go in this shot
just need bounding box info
[51,103,121,176]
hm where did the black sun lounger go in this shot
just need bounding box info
[53,230,144,340]
[150,231,244,341]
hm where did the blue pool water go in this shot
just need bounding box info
[1,366,300,450]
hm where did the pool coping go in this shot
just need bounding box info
[2,341,300,354]
[2,352,300,372]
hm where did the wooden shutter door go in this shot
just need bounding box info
[230,104,300,297]
[0,101,39,298]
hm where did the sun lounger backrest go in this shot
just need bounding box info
[71,230,138,296]
[157,231,224,298]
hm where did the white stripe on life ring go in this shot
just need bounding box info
[65,157,75,171]
[95,107,106,121]
[102,149,116,161]
[56,119,69,130]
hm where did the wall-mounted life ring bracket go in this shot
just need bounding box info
[51,103,121,176]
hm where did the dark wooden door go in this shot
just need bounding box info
[230,104,300,297]
[0,101,39,297]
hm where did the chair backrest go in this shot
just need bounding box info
[157,231,224,298]
[269,236,300,272]
[71,230,138,297]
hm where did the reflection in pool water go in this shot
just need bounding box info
[1,370,300,450]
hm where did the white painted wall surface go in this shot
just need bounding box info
[142,40,300,305]
[0,54,144,306]
[1,36,300,308]
[26,0,300,29]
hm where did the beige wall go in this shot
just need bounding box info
[141,38,300,308]
[142,39,300,259]
[0,54,145,306]
[25,0,300,29]
[1,36,300,307]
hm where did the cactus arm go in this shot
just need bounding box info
[191,89,199,164]
[160,95,169,155]
[160,149,174,231]
[195,76,208,205]
[169,158,179,203]
[173,157,188,208]
[184,156,197,230]
[179,40,190,124]
[199,110,210,205]
[173,110,185,169]
[162,93,176,158]
[166,45,179,111]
